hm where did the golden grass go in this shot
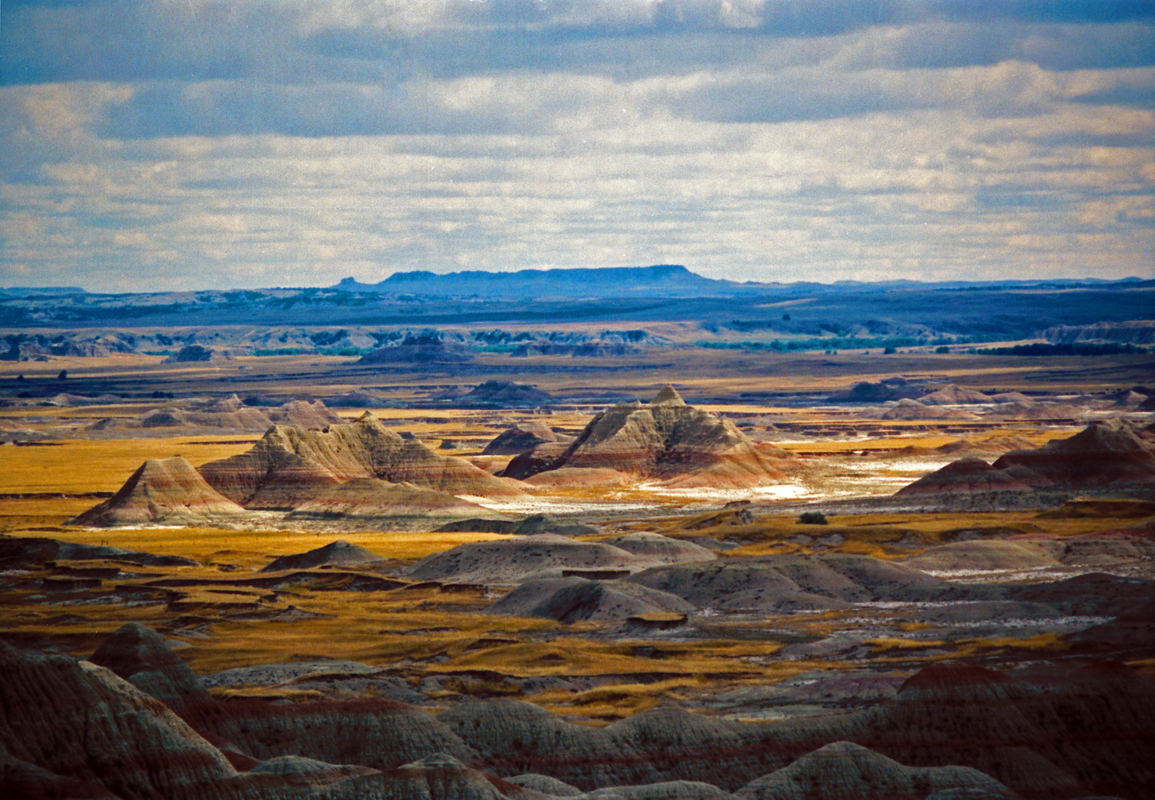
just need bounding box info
[0,437,254,494]
[529,678,704,721]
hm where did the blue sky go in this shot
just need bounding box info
[1,0,1153,291]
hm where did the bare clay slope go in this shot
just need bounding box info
[69,456,248,527]
[506,386,788,488]
[199,412,525,509]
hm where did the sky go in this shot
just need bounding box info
[1,1,1153,292]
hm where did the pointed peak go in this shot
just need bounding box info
[650,384,686,406]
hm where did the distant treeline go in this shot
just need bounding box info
[978,342,1151,356]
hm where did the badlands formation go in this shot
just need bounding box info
[4,376,1155,800]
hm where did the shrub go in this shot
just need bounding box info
[799,511,829,525]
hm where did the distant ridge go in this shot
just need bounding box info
[335,264,740,298]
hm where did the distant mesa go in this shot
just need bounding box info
[503,385,790,489]
[69,457,248,527]
[260,539,385,572]
[357,331,473,365]
[336,264,734,299]
[197,412,525,510]
[482,421,561,455]
[284,478,506,524]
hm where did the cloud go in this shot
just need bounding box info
[2,1,1153,291]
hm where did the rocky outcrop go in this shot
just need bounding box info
[68,456,249,526]
[458,381,553,408]
[482,421,561,455]
[506,386,788,488]
[260,540,386,572]
[894,457,1036,499]
[0,534,198,568]
[0,642,253,799]
[488,577,695,623]
[881,398,979,420]
[358,331,474,364]
[993,419,1155,488]
[87,622,213,715]
[917,384,995,405]
[628,554,965,613]
[198,413,525,509]
[406,534,651,585]
[185,698,477,775]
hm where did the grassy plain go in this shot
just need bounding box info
[1,343,1153,720]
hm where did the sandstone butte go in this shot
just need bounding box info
[504,385,790,489]
[68,456,248,527]
[197,412,526,509]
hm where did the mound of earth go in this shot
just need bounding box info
[895,457,1036,499]
[993,419,1155,488]
[260,540,386,572]
[523,465,630,488]
[435,513,602,537]
[406,534,651,584]
[507,385,788,488]
[69,457,248,526]
[882,398,980,420]
[482,421,561,455]
[917,384,995,405]
[629,554,965,613]
[163,344,217,362]
[358,331,473,364]
[736,741,1014,800]
[87,622,212,715]
[828,379,922,403]
[488,576,695,623]
[284,478,504,524]
[0,641,249,800]
[902,540,1059,572]
[198,413,525,509]
[458,381,552,408]
[267,398,344,430]
[0,535,197,568]
[599,532,718,564]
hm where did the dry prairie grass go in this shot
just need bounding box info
[0,436,253,494]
